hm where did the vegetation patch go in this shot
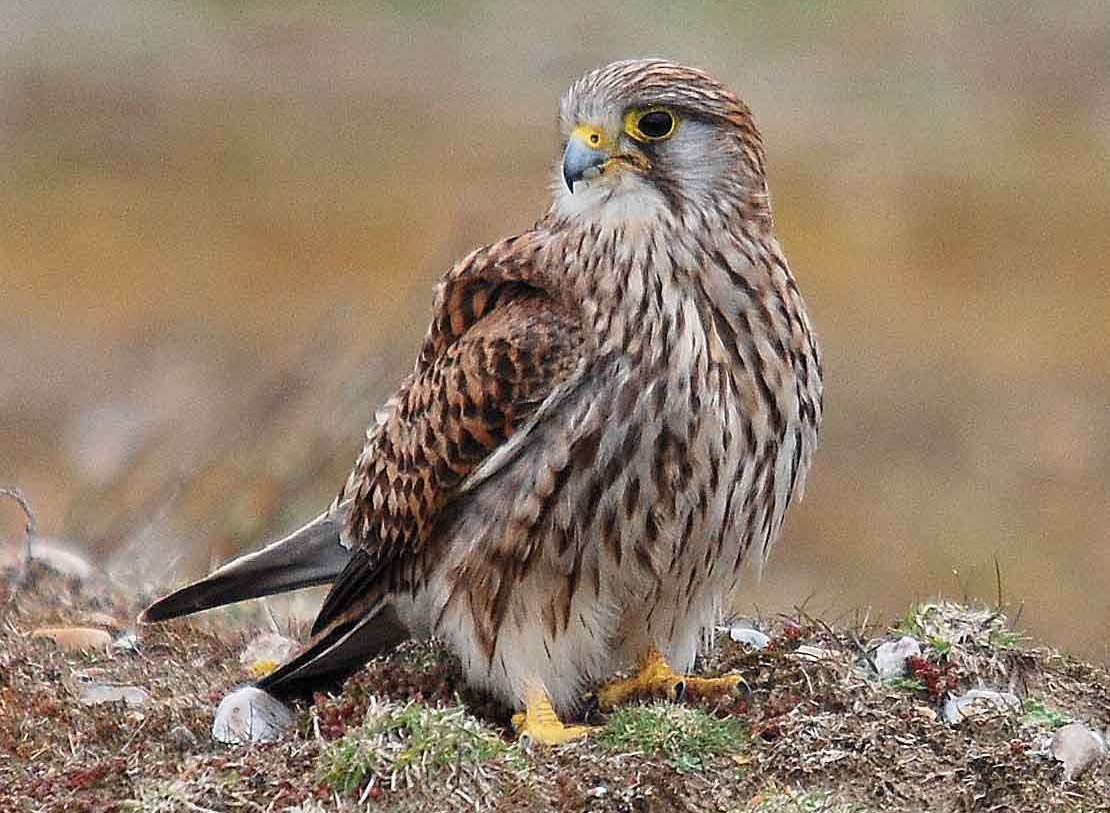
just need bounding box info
[899,601,1023,656]
[2,562,1108,812]
[597,702,746,773]
[1021,697,1072,730]
[319,699,523,799]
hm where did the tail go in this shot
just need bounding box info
[257,600,409,700]
[139,508,351,623]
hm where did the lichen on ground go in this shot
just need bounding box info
[1,561,1108,812]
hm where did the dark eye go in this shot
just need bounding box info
[636,110,675,140]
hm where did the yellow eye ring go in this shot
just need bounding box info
[624,107,677,142]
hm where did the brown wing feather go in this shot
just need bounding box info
[312,242,582,635]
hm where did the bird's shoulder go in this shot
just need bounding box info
[415,230,569,362]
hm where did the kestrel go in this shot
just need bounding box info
[142,59,823,744]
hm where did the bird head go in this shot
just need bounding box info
[554,59,771,226]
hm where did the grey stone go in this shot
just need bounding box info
[1051,722,1106,781]
[874,636,921,679]
[75,678,151,707]
[942,688,1021,725]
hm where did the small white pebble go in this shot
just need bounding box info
[1051,722,1106,781]
[729,626,771,650]
[111,631,141,653]
[75,680,151,707]
[942,688,1021,725]
[26,538,96,580]
[873,636,921,679]
[283,802,329,813]
[793,645,835,662]
[212,686,294,744]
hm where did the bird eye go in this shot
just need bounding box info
[627,109,676,142]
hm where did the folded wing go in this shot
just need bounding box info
[154,235,586,697]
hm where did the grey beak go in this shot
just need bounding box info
[562,137,609,193]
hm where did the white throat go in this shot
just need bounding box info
[551,169,669,229]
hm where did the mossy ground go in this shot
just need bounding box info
[1,562,1107,812]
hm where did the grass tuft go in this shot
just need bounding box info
[597,702,746,773]
[898,602,1022,655]
[319,698,520,796]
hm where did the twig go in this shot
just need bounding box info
[116,715,149,756]
[179,799,223,813]
[856,605,872,641]
[264,600,280,635]
[1,486,38,598]
[952,567,972,605]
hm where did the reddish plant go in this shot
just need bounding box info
[906,655,959,702]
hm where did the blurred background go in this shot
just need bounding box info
[2,2,1108,661]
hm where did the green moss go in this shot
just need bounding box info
[319,699,519,795]
[1021,698,1071,730]
[887,676,926,693]
[597,702,745,773]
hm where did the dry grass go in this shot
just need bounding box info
[1,561,1108,812]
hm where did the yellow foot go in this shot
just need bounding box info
[597,647,746,710]
[511,689,593,746]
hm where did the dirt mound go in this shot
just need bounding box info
[1,562,1107,812]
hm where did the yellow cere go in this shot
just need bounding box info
[571,123,612,152]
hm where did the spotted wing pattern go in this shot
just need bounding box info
[310,237,583,636]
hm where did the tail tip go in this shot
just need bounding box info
[137,597,176,625]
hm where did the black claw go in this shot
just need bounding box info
[672,680,687,703]
[733,678,754,705]
[582,694,600,723]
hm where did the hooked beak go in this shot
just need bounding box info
[562,126,611,193]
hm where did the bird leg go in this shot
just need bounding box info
[511,688,593,746]
[597,646,745,709]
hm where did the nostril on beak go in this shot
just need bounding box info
[562,136,609,193]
